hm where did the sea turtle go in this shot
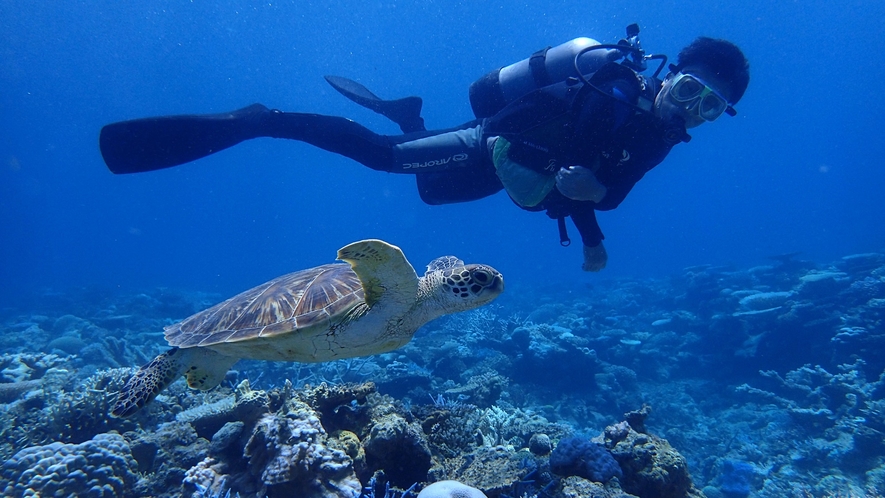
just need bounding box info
[111,239,503,417]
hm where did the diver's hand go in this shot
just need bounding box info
[582,243,608,272]
[556,165,607,202]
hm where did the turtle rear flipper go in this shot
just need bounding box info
[111,347,236,418]
[112,348,190,418]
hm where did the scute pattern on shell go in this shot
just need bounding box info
[164,264,365,348]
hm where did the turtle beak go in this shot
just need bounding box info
[490,273,504,293]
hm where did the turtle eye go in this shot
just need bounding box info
[473,270,490,284]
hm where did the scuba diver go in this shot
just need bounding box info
[99,26,750,272]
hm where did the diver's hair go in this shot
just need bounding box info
[676,37,750,104]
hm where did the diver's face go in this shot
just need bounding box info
[656,65,731,129]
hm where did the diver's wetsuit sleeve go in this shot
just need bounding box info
[568,201,605,247]
[567,147,662,246]
[591,114,676,212]
[593,168,647,211]
[566,133,673,245]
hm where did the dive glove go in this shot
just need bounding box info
[582,242,608,272]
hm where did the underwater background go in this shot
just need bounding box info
[2,1,885,497]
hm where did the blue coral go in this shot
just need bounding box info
[550,436,622,483]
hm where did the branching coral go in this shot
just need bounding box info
[736,360,883,430]
[46,368,135,443]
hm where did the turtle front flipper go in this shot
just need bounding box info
[337,239,418,308]
[183,349,239,390]
[112,348,191,418]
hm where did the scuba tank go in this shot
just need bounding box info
[468,24,666,119]
[469,38,619,119]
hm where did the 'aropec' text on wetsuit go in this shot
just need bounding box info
[402,153,469,169]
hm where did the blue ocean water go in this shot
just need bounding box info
[2,1,885,497]
[2,0,883,299]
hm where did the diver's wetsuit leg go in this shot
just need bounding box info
[389,121,486,173]
[260,112,395,171]
[100,104,482,177]
[387,120,504,202]
[261,111,503,204]
[261,111,487,174]
[415,167,503,205]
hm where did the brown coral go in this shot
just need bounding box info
[243,399,361,498]
[600,420,704,498]
[363,412,432,487]
[432,446,523,494]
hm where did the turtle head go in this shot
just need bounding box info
[422,258,504,314]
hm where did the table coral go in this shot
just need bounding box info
[0,379,41,404]
[433,445,524,494]
[0,352,70,383]
[736,291,794,312]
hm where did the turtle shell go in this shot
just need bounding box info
[164,263,365,349]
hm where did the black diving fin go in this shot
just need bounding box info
[324,75,426,133]
[99,103,270,174]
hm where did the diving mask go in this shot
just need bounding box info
[669,72,736,121]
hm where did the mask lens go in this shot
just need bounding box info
[699,94,727,120]
[670,73,731,121]
[672,76,705,101]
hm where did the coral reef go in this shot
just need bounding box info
[244,404,361,497]
[558,476,636,498]
[0,352,71,383]
[363,412,431,487]
[528,433,552,456]
[416,480,487,498]
[602,419,704,498]
[550,436,622,483]
[717,459,756,497]
[1,250,884,496]
[432,445,525,493]
[0,433,139,497]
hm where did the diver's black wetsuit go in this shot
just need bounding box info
[255,62,688,248]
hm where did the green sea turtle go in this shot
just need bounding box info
[111,239,503,417]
